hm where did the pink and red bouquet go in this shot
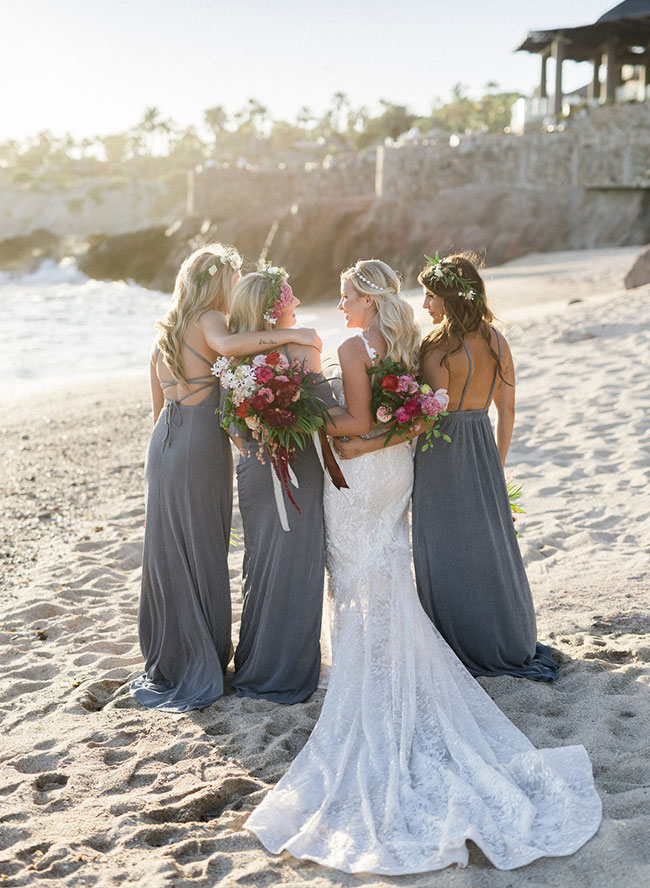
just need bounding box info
[367,358,451,450]
[213,351,332,514]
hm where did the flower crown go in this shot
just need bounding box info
[259,263,292,325]
[195,252,242,289]
[422,253,480,303]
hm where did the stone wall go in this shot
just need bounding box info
[189,152,376,218]
[378,103,650,200]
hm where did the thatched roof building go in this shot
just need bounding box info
[516,1,650,117]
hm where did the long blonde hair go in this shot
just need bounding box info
[155,243,241,386]
[229,271,287,334]
[340,259,421,375]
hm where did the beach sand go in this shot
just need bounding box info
[1,247,649,887]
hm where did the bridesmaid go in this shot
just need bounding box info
[131,245,323,712]
[412,252,556,680]
[227,268,336,703]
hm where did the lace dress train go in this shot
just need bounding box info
[245,443,601,874]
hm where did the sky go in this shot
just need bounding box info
[1,0,614,143]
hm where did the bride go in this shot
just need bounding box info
[245,259,602,874]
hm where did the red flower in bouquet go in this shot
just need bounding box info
[254,365,275,384]
[265,351,282,366]
[263,406,297,427]
[235,399,253,418]
[403,398,421,417]
[381,374,399,391]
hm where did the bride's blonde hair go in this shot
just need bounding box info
[341,259,421,375]
[155,243,241,386]
[228,271,288,334]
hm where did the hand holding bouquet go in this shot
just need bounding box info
[213,351,333,527]
[367,359,451,450]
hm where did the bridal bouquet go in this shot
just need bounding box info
[367,358,451,450]
[213,352,332,527]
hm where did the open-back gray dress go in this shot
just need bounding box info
[412,330,557,681]
[233,349,333,704]
[131,342,233,711]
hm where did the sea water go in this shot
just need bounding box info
[0,260,170,402]
[0,259,347,403]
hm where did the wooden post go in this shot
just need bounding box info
[605,41,618,101]
[552,39,565,118]
[540,53,548,99]
[588,54,601,103]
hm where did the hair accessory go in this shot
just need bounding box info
[422,253,480,303]
[196,252,242,288]
[259,262,292,325]
[354,269,383,291]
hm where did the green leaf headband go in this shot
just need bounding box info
[196,253,242,289]
[423,253,480,303]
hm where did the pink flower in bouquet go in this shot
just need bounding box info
[273,375,290,383]
[434,388,450,411]
[396,375,413,393]
[252,354,269,367]
[376,405,393,423]
[257,387,274,404]
[408,381,420,394]
[254,365,275,384]
[403,398,421,417]
[420,394,442,417]
[394,407,410,424]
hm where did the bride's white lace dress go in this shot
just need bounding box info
[246,380,601,874]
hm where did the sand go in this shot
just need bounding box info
[1,247,649,887]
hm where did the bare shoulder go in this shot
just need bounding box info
[338,335,367,362]
[421,342,446,372]
[197,308,227,330]
[287,343,317,361]
[491,327,513,360]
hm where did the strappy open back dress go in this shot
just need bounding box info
[412,329,557,681]
[131,341,233,711]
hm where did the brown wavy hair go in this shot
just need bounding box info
[418,251,508,383]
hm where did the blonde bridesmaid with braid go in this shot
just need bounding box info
[131,244,322,712]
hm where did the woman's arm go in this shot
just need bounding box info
[323,338,373,437]
[492,337,516,467]
[149,351,165,425]
[334,417,427,459]
[199,311,322,358]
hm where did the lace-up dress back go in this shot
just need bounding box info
[245,331,601,874]
[413,328,557,680]
[131,341,233,711]
[233,346,335,704]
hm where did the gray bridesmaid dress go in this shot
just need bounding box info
[233,350,332,704]
[131,342,233,711]
[412,330,557,681]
